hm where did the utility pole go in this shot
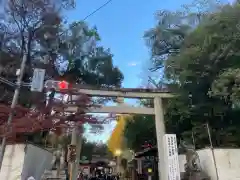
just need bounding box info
[206,123,219,180]
[0,52,27,170]
[0,21,50,170]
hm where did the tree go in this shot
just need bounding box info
[58,21,123,87]
[210,69,240,104]
[123,115,156,152]
[0,0,63,106]
[163,3,240,147]
[0,0,124,148]
[144,0,223,72]
[107,116,126,154]
[93,143,111,157]
[80,139,112,161]
[137,0,240,150]
[144,10,189,71]
[80,139,95,161]
[0,0,123,88]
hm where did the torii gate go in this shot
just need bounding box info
[62,86,174,180]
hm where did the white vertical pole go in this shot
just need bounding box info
[138,159,142,174]
[72,133,83,180]
[154,97,167,180]
[70,126,77,180]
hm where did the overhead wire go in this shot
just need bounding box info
[60,0,114,34]
[0,77,15,87]
[0,0,114,87]
[82,0,113,21]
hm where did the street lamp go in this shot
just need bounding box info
[115,149,122,156]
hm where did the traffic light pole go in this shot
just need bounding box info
[0,53,27,170]
[69,126,77,180]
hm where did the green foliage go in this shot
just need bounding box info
[58,21,124,87]
[210,68,240,103]
[144,10,189,70]
[144,0,221,72]
[163,3,240,147]
[81,140,112,160]
[124,1,240,150]
[80,139,95,161]
[124,115,156,151]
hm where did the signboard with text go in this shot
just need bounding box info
[31,68,45,92]
[164,134,180,180]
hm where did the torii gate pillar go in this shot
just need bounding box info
[154,97,167,180]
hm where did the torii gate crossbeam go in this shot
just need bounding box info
[73,87,173,98]
[58,105,155,115]
[59,86,173,180]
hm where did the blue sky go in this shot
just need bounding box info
[66,0,194,88]
[66,0,191,142]
[66,0,232,142]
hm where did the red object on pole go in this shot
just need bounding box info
[58,81,68,89]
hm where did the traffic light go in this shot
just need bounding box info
[67,144,77,162]
[45,80,69,91]
[147,168,153,176]
[148,168,152,173]
[58,81,68,89]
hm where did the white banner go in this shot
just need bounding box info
[164,134,180,180]
[31,68,45,92]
